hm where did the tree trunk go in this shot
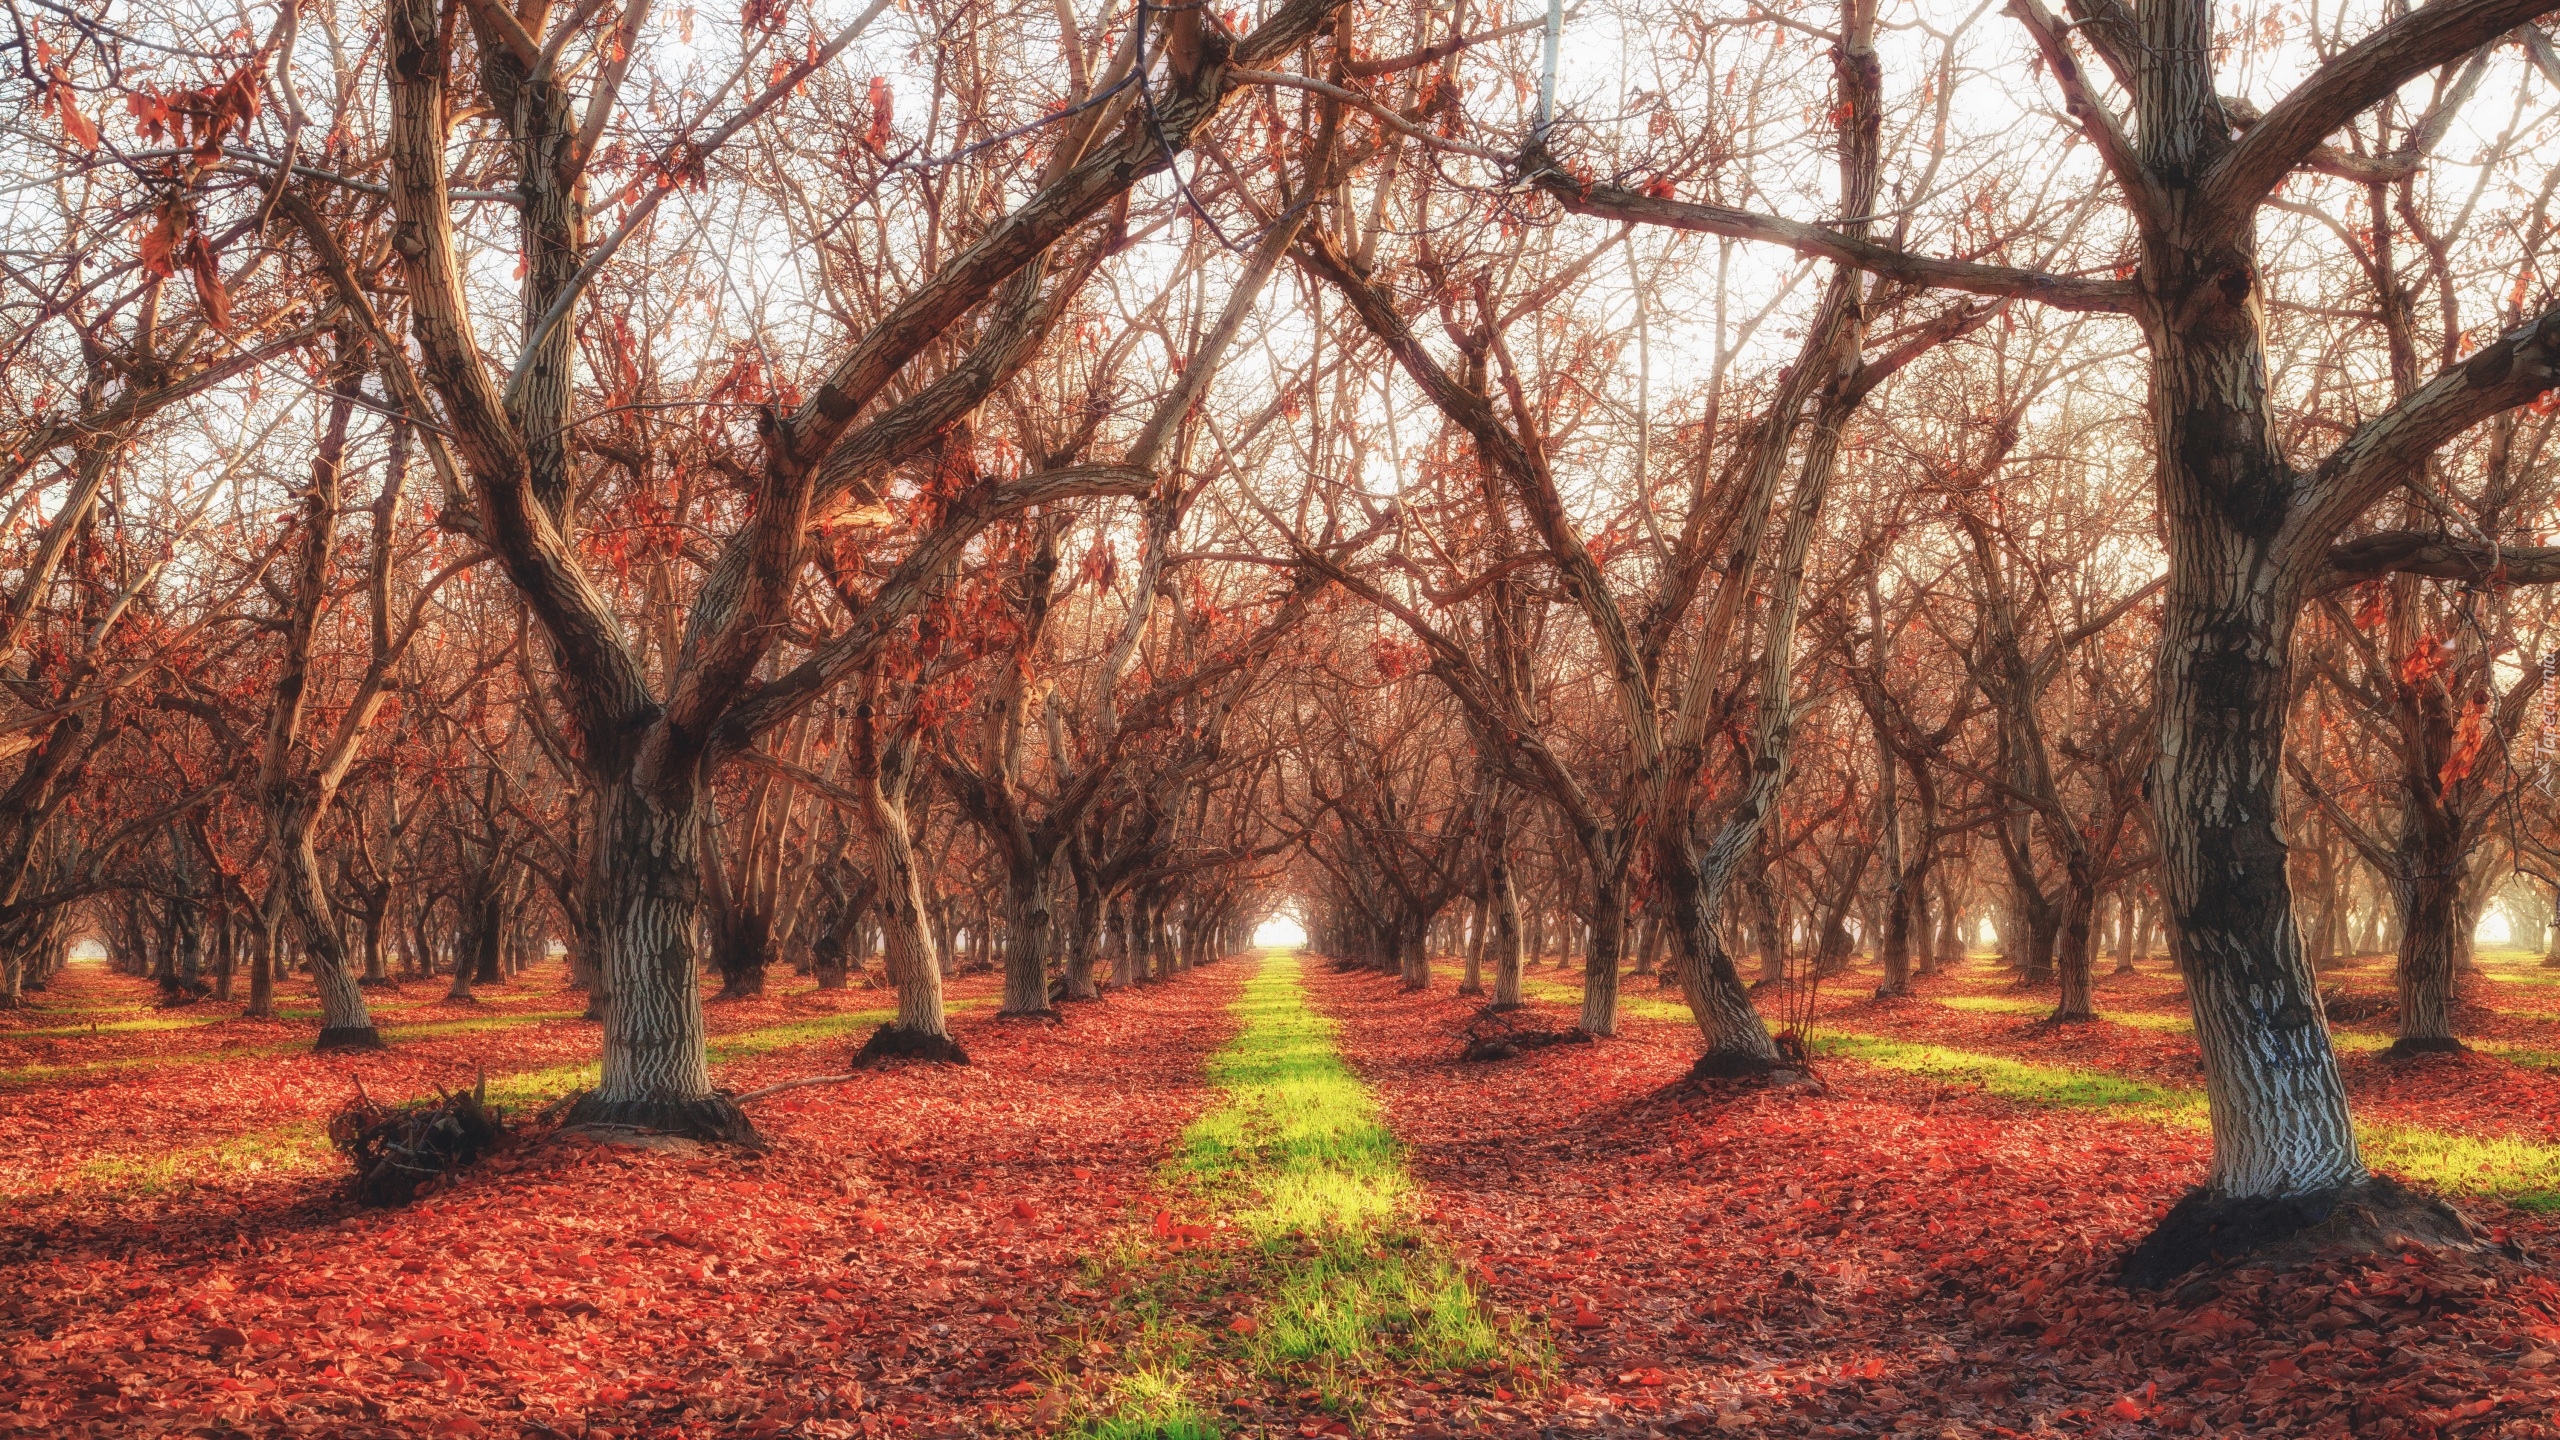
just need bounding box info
[2053,882,2098,1023]
[1878,877,1918,997]
[1458,893,1486,997]
[1399,923,1430,992]
[859,757,955,1054]
[1061,861,1103,1001]
[999,856,1057,1016]
[359,898,392,986]
[268,792,382,1046]
[2390,860,2464,1053]
[1489,849,1524,1008]
[2152,501,2361,1201]
[709,898,773,1000]
[564,783,755,1141]
[245,899,279,1020]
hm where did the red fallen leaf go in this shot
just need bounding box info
[1228,1314,1259,1334]
[1011,1198,1037,1220]
[201,1326,247,1349]
[1002,1381,1040,1398]
[1070,1166,1093,1179]
[2110,1396,2145,1420]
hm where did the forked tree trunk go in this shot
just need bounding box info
[1399,924,1430,991]
[859,756,954,1053]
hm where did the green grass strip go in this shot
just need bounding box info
[1080,953,1515,1438]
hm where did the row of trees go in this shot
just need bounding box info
[6,0,2559,1249]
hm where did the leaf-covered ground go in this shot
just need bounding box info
[0,961,1238,1437]
[1474,950,2560,1436]
[7,950,2560,1438]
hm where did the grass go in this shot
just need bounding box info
[1933,993,2196,1033]
[1813,1032,2209,1123]
[1079,953,1517,1437]
[76,1121,336,1191]
[2362,1124,2560,1212]
[7,1014,221,1037]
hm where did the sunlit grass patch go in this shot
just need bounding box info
[2360,1124,2560,1211]
[1081,954,1517,1435]
[2475,951,2560,986]
[1188,956,1503,1371]
[6,1013,220,1038]
[1519,975,1689,1024]
[380,1009,586,1041]
[1083,1366,1221,1440]
[1814,1032,2209,1124]
[1934,994,2195,1034]
[75,1121,336,1193]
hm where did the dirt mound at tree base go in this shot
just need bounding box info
[1459,1006,1595,1062]
[561,1092,763,1148]
[850,1023,972,1067]
[2319,986,2394,1024]
[2120,1174,2513,1288]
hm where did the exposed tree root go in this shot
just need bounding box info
[2120,1174,2510,1289]
[329,1074,507,1206]
[850,1024,972,1068]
